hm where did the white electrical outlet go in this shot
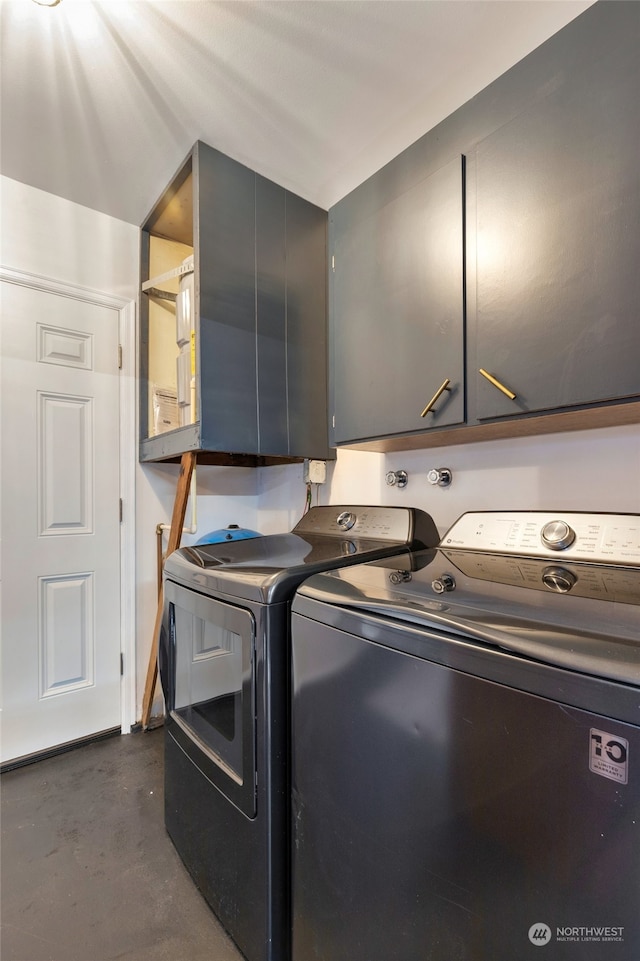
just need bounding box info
[303,459,327,484]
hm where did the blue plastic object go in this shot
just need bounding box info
[195,524,261,545]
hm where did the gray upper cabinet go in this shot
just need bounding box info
[331,156,465,445]
[140,141,331,464]
[329,2,640,451]
[471,32,640,421]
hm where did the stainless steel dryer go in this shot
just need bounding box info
[290,511,640,961]
[159,505,438,961]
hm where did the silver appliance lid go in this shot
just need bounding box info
[292,512,640,686]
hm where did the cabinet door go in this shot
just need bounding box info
[331,156,464,445]
[199,146,258,453]
[473,44,640,420]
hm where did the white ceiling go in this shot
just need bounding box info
[0,0,594,225]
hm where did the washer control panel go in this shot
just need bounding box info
[442,512,640,565]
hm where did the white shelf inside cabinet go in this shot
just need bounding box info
[142,261,194,302]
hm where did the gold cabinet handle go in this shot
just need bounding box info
[420,379,451,418]
[478,368,516,400]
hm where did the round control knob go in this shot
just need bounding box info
[336,511,356,531]
[389,570,412,585]
[542,566,577,594]
[427,467,452,488]
[385,470,408,489]
[431,573,456,594]
[541,520,576,551]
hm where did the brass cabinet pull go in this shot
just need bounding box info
[478,368,517,400]
[420,379,451,418]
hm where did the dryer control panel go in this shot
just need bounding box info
[294,505,435,544]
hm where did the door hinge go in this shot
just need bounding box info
[118,344,123,369]
[331,254,335,273]
[119,498,123,522]
[120,653,124,676]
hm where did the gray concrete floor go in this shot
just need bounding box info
[1,729,246,961]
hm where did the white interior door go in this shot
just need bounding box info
[1,281,122,763]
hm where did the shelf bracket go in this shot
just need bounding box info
[143,286,177,302]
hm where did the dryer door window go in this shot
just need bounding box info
[164,580,257,817]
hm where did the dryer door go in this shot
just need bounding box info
[163,579,257,817]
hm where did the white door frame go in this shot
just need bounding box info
[0,265,137,736]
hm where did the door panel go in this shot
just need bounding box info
[474,45,640,419]
[38,572,94,698]
[38,392,93,533]
[332,156,465,444]
[1,282,121,762]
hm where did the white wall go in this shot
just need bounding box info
[0,178,174,721]
[1,176,141,725]
[0,176,139,300]
[258,423,640,537]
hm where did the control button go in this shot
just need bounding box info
[336,511,356,531]
[542,566,577,594]
[541,520,576,551]
[431,573,456,594]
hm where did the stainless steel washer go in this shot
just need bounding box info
[290,511,640,961]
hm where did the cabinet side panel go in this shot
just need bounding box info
[286,195,331,459]
[197,145,258,453]
[256,176,288,455]
[139,233,151,442]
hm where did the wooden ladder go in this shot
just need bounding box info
[141,450,196,730]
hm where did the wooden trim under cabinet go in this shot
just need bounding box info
[339,401,640,453]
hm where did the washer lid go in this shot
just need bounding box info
[292,543,640,686]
